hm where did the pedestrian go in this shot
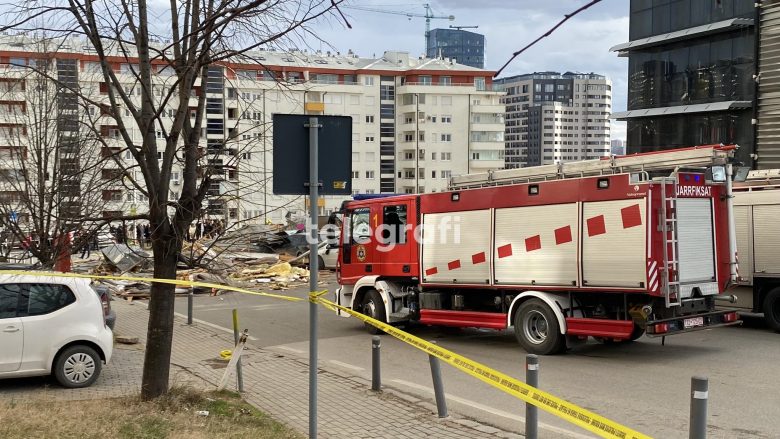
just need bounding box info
[143,223,151,248]
[136,223,144,247]
[79,229,91,259]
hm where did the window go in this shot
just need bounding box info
[365,115,375,123]
[365,170,375,179]
[431,152,437,160]
[0,284,20,318]
[441,115,452,124]
[364,76,375,86]
[440,76,452,86]
[441,152,452,161]
[350,207,370,244]
[419,75,432,85]
[22,284,76,316]
[430,115,437,123]
[431,170,436,178]
[440,134,452,142]
[381,204,407,245]
[441,170,452,179]
[365,135,375,142]
[324,94,343,104]
[351,171,359,179]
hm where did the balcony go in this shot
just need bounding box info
[305,102,324,113]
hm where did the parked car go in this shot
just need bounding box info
[0,263,115,329]
[0,274,113,388]
[318,243,339,270]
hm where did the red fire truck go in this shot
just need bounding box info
[334,145,741,354]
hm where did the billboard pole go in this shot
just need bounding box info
[306,116,320,439]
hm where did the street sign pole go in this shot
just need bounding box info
[307,117,320,439]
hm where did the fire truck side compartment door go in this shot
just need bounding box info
[753,204,780,275]
[421,209,491,284]
[494,203,578,286]
[582,199,646,288]
[733,205,753,285]
[676,198,715,284]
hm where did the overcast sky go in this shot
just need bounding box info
[312,0,629,140]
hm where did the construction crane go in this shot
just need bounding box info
[343,3,454,50]
[449,25,478,30]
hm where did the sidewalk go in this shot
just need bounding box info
[113,299,522,439]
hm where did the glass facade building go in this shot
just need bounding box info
[426,29,485,69]
[614,0,756,167]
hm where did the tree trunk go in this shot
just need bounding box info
[140,232,180,399]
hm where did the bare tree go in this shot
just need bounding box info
[1,0,345,398]
[0,46,122,266]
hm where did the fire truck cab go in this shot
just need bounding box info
[335,146,741,354]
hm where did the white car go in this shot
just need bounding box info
[0,274,113,388]
[318,243,339,270]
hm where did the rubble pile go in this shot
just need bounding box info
[228,262,310,290]
[68,223,319,300]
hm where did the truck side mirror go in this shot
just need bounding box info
[733,166,751,183]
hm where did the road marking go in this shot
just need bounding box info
[390,379,592,439]
[274,346,305,354]
[329,360,364,372]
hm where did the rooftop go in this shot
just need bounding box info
[0,34,492,75]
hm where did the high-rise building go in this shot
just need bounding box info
[611,1,762,167]
[0,37,504,225]
[611,139,626,156]
[426,28,485,69]
[494,72,612,168]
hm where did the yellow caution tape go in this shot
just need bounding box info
[0,270,304,302]
[0,270,649,438]
[312,294,652,439]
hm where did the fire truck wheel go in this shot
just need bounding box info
[362,289,387,335]
[514,299,565,355]
[763,287,780,332]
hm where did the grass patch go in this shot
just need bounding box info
[0,387,302,439]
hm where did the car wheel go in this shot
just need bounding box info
[54,345,102,388]
[317,256,326,270]
[763,287,780,332]
[361,289,387,335]
[513,299,565,355]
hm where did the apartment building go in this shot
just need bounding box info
[0,35,504,225]
[494,72,612,169]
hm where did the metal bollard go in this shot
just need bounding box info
[689,376,709,439]
[371,336,381,391]
[232,309,245,393]
[428,341,448,418]
[525,354,539,439]
[187,285,193,325]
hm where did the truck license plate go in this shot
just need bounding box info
[683,317,704,329]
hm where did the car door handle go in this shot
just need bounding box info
[2,326,19,333]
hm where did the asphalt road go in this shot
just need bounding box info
[173,272,779,439]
